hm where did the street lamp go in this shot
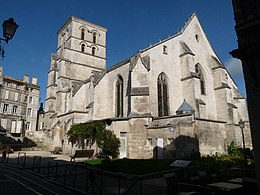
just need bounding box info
[0,17,19,59]
[239,119,247,167]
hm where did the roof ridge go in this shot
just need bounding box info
[140,13,197,53]
[107,13,198,70]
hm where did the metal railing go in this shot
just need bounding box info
[17,152,26,167]
[1,153,187,195]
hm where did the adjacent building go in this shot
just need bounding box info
[231,0,260,192]
[44,14,251,159]
[0,67,40,141]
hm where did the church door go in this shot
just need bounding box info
[120,133,127,158]
[157,138,164,159]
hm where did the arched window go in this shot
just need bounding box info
[92,47,96,56]
[81,29,85,40]
[157,73,169,116]
[93,32,97,43]
[116,76,123,117]
[81,44,85,53]
[195,64,205,95]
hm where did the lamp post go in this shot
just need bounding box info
[0,17,19,59]
[239,119,247,167]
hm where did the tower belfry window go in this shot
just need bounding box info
[81,29,85,40]
[92,47,96,56]
[81,44,85,53]
[93,32,97,43]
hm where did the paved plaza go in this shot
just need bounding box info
[2,150,169,195]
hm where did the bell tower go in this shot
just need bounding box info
[45,16,107,117]
[57,16,107,74]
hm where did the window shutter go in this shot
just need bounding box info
[14,93,19,101]
[5,90,9,99]
[16,121,22,133]
[11,121,16,133]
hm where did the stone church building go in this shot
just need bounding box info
[43,14,251,159]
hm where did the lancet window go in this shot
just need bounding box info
[195,64,205,95]
[157,73,169,116]
[116,75,123,117]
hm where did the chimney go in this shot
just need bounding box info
[23,75,29,83]
[32,77,38,85]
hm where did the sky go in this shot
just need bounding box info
[0,0,245,106]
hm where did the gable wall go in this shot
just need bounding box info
[142,37,183,117]
[180,17,218,120]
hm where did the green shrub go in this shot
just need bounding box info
[96,129,120,158]
[67,121,106,148]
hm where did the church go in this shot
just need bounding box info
[43,13,251,159]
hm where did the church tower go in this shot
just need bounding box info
[45,16,107,118]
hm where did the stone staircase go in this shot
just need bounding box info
[0,135,40,151]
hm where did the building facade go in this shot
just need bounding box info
[0,67,40,141]
[44,14,251,159]
[230,0,260,192]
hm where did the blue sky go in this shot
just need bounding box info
[0,0,245,105]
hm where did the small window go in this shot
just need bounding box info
[3,104,8,113]
[29,96,33,104]
[81,44,85,53]
[14,93,19,101]
[26,122,31,131]
[93,32,97,43]
[27,108,32,117]
[195,34,199,42]
[4,90,9,99]
[163,45,168,54]
[92,47,96,56]
[13,106,18,114]
[81,29,85,40]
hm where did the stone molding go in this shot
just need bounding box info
[130,87,149,96]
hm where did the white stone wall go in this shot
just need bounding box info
[44,14,252,158]
[94,62,130,119]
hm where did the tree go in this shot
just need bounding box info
[67,121,105,149]
[96,129,120,158]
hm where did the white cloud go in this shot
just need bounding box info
[224,58,243,77]
[224,58,246,97]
